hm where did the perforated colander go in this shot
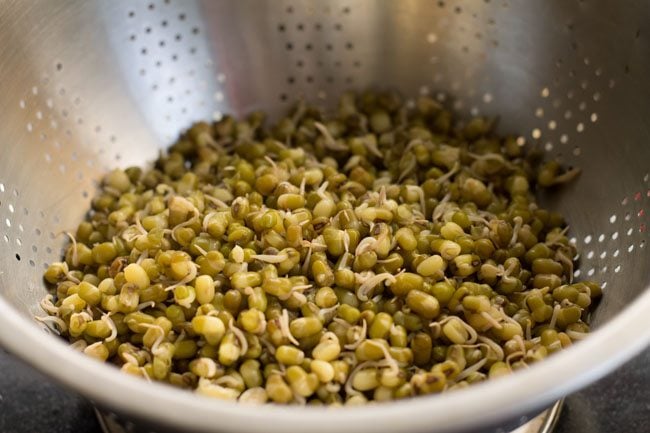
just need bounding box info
[1,1,649,432]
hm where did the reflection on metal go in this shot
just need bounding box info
[96,400,564,433]
[512,400,564,433]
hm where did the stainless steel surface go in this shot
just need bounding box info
[511,400,563,433]
[95,401,564,433]
[0,1,649,432]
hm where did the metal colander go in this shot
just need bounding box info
[0,1,649,432]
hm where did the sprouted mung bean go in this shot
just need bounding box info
[38,91,600,405]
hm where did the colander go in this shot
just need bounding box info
[1,1,649,432]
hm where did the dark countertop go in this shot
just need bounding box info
[0,347,648,433]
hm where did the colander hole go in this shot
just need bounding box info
[560,134,569,144]
[8,204,13,213]
[587,268,595,276]
[576,122,585,132]
[640,240,646,248]
[2,235,8,243]
[5,218,10,228]
[15,238,21,246]
[545,143,553,152]
[15,254,20,261]
[613,249,620,257]
[573,269,581,278]
[599,251,607,259]
[587,251,594,259]
[540,87,550,98]
[627,228,634,236]
[584,235,592,244]
[598,234,605,242]
[535,108,544,118]
[29,260,35,267]
[548,120,557,130]
[601,266,608,273]
[628,244,635,252]
[18,224,23,232]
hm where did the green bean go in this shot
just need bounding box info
[38,90,596,406]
